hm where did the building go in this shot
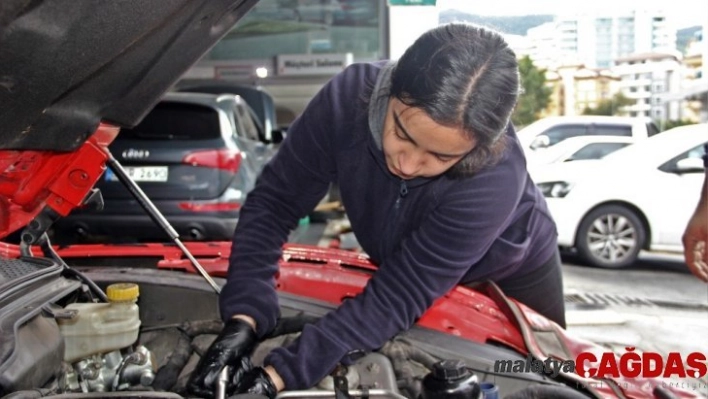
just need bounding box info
[659,28,708,122]
[542,65,620,117]
[526,22,561,69]
[526,9,676,69]
[613,52,683,121]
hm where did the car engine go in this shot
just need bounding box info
[0,255,586,399]
[0,257,429,399]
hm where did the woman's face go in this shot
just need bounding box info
[382,98,475,180]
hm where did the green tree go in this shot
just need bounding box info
[582,93,633,116]
[512,56,552,127]
[662,118,696,131]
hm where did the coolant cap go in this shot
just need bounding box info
[432,359,470,380]
[106,283,140,302]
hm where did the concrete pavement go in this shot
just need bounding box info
[562,253,708,397]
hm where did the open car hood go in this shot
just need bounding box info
[0,0,258,238]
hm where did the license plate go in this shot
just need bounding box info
[104,166,169,182]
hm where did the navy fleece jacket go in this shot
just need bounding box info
[220,62,558,389]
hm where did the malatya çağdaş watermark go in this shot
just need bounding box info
[494,347,707,379]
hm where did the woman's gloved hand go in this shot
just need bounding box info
[187,318,257,398]
[235,367,279,399]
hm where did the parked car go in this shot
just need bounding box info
[53,92,280,243]
[517,116,660,155]
[531,123,707,268]
[175,79,282,143]
[526,135,635,167]
[0,2,701,399]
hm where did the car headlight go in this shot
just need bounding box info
[537,181,573,198]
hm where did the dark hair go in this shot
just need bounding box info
[390,23,519,177]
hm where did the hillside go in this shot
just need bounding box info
[439,10,553,35]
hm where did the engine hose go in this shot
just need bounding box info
[181,319,224,337]
[400,342,440,369]
[151,331,193,391]
[380,339,441,399]
[382,341,418,398]
[60,267,109,303]
[504,384,591,399]
[37,233,108,303]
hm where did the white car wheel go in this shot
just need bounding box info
[576,205,645,268]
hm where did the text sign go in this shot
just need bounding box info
[276,53,353,76]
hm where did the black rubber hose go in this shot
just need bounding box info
[151,331,194,391]
[60,267,109,303]
[182,319,224,337]
[38,233,109,302]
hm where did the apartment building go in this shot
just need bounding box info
[542,66,621,117]
[527,9,676,69]
[613,52,683,120]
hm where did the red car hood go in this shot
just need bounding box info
[0,0,258,239]
[0,241,701,399]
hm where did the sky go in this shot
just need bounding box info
[436,0,708,29]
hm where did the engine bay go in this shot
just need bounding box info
[0,254,592,399]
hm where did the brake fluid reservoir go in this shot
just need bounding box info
[58,283,141,363]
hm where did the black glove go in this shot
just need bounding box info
[187,318,257,398]
[235,367,278,399]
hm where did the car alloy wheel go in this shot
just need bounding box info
[576,204,645,268]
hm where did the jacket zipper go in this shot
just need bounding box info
[395,180,409,209]
[381,180,409,257]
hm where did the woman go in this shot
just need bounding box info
[188,23,562,398]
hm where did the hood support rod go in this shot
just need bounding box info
[105,151,222,295]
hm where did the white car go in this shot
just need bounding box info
[517,115,660,153]
[531,123,707,268]
[525,135,635,167]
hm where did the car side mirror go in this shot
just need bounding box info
[674,158,705,174]
[529,135,550,151]
[270,129,286,145]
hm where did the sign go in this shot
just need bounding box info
[276,53,353,76]
[387,0,436,5]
